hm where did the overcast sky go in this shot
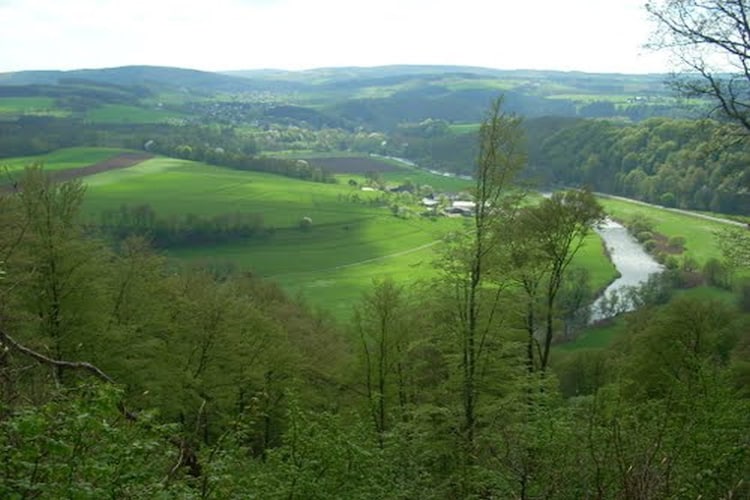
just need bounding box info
[0,0,673,74]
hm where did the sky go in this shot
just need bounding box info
[0,0,673,74]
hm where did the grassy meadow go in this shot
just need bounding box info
[0,96,70,118]
[85,104,185,124]
[78,155,613,320]
[80,156,469,318]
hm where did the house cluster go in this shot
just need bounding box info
[354,178,477,217]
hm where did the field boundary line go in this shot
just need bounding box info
[267,238,442,279]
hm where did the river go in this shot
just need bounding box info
[589,217,663,322]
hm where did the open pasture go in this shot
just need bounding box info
[0,96,69,118]
[83,157,392,227]
[85,104,185,124]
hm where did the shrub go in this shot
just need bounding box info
[643,239,657,251]
[668,235,686,251]
[680,256,699,273]
[664,255,679,270]
[629,215,654,235]
[636,231,653,243]
[703,258,732,289]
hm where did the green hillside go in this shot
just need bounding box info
[71,156,612,318]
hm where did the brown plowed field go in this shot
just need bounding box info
[306,156,400,174]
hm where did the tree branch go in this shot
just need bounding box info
[0,328,116,384]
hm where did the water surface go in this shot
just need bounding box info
[590,218,663,321]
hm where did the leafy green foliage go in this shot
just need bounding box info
[537,118,750,214]
[0,385,186,499]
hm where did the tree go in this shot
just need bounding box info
[439,96,526,455]
[717,226,750,282]
[10,167,110,384]
[354,278,410,443]
[525,190,604,372]
[647,0,750,134]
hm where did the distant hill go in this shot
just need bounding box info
[224,65,672,96]
[224,65,691,127]
[0,64,705,171]
[0,65,304,93]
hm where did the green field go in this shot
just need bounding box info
[1,147,132,174]
[85,104,185,124]
[84,158,385,224]
[0,150,626,321]
[75,157,615,320]
[80,157,465,317]
[0,97,69,118]
[448,123,481,134]
[557,316,628,351]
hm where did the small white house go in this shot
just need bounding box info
[451,201,476,211]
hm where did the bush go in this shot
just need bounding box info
[668,235,686,251]
[627,271,673,308]
[664,255,679,270]
[680,255,699,273]
[629,215,654,235]
[703,258,732,289]
[643,239,657,251]
[636,231,653,243]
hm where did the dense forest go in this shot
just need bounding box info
[533,118,750,214]
[1,97,748,497]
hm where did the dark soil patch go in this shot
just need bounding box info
[306,156,401,174]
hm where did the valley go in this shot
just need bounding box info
[1,60,748,499]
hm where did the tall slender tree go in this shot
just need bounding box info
[440,97,526,455]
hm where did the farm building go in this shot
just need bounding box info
[451,200,476,211]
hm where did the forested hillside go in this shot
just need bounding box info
[533,118,750,214]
